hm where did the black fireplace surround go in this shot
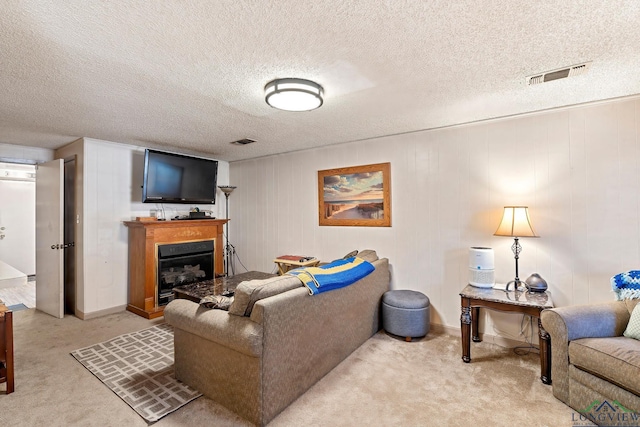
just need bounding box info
[157,240,214,306]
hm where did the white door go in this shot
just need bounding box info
[35,159,64,318]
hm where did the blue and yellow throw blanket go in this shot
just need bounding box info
[287,257,375,295]
[611,270,640,300]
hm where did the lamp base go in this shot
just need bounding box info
[505,279,523,292]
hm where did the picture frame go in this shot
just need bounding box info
[318,162,391,227]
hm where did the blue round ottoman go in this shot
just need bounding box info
[382,290,430,341]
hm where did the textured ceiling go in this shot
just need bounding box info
[1,1,640,162]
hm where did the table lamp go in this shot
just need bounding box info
[494,206,538,291]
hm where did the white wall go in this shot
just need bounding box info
[0,144,53,277]
[230,95,640,343]
[0,165,36,275]
[55,138,229,317]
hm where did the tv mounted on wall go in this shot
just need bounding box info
[142,149,219,204]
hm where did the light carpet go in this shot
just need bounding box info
[70,323,201,423]
[1,309,590,426]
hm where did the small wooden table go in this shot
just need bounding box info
[0,302,14,394]
[459,284,554,384]
[173,271,276,303]
[273,257,320,275]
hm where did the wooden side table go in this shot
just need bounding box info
[273,257,320,275]
[459,284,554,384]
[0,302,14,394]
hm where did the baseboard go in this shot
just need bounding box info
[0,275,26,289]
[76,304,128,320]
[430,322,536,349]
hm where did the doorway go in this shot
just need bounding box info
[0,162,36,277]
[0,158,77,315]
[0,162,36,307]
[63,158,76,314]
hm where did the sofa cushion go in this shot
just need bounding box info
[357,249,378,263]
[342,249,358,259]
[324,250,360,266]
[228,275,302,316]
[624,303,640,340]
[569,336,640,396]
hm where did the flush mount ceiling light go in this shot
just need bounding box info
[264,78,323,112]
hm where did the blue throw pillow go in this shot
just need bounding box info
[611,271,640,300]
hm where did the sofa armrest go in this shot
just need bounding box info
[164,299,263,357]
[543,302,630,342]
[540,301,629,404]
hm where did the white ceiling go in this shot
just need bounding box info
[2,1,640,162]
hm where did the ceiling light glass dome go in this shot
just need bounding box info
[264,78,323,112]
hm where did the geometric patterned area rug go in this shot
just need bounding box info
[70,323,202,423]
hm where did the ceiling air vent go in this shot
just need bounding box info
[231,138,256,146]
[527,61,592,85]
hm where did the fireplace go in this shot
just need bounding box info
[157,240,214,306]
[124,219,226,319]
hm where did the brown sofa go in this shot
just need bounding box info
[164,256,390,426]
[541,299,640,424]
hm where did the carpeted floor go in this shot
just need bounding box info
[0,308,590,426]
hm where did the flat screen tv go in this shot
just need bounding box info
[142,149,218,204]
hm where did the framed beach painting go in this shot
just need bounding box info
[318,162,391,227]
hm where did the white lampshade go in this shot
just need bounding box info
[494,206,538,238]
[264,78,323,112]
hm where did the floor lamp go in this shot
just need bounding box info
[494,206,538,291]
[218,186,236,277]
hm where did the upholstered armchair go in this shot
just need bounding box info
[541,299,640,420]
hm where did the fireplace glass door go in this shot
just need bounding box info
[157,240,214,306]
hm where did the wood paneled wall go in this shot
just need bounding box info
[230,96,640,342]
